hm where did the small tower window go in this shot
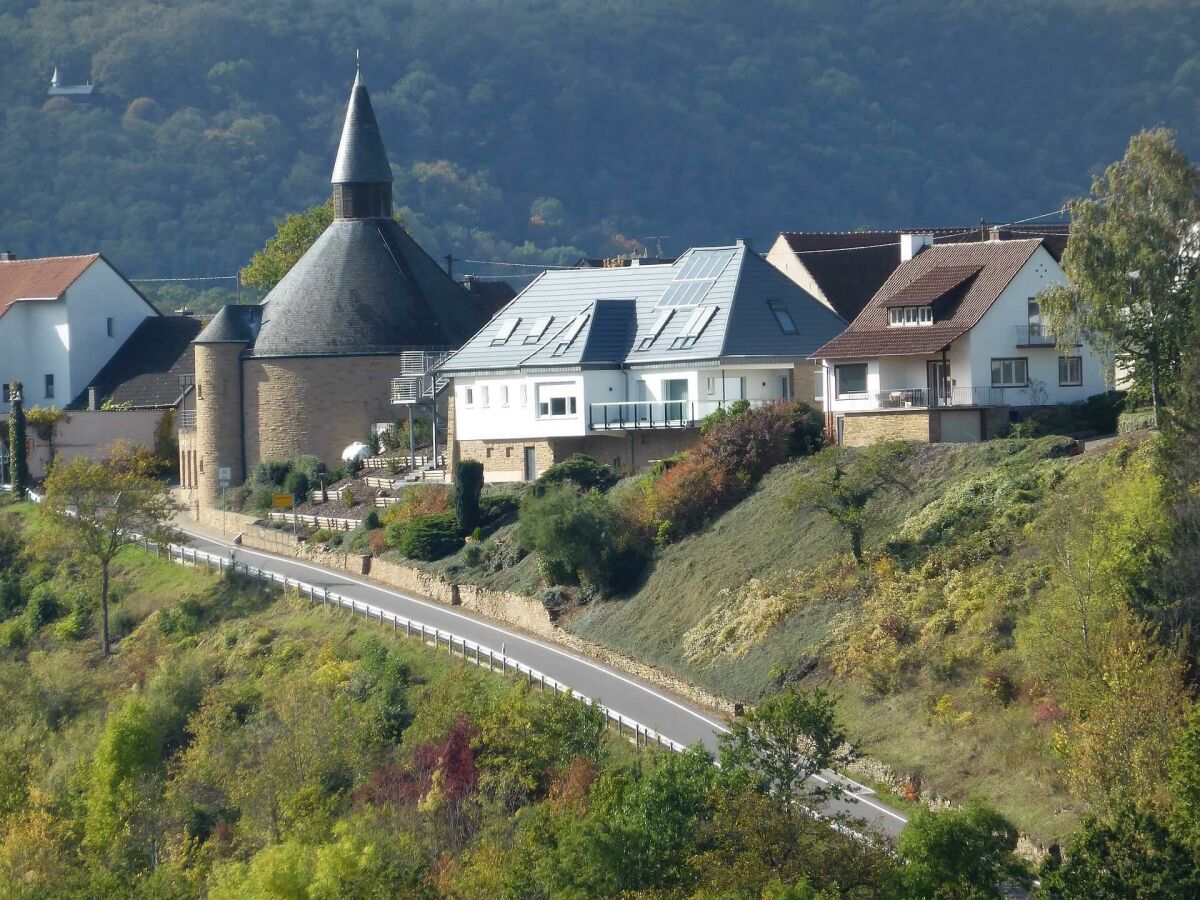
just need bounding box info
[106,317,114,337]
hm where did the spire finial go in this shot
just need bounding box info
[356,48,360,77]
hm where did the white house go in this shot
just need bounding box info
[0,252,158,413]
[811,234,1109,446]
[438,243,847,482]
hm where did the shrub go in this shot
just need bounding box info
[110,607,138,639]
[362,509,381,530]
[1007,419,1040,439]
[25,583,62,630]
[368,529,389,556]
[254,459,291,486]
[532,454,617,495]
[341,487,356,507]
[389,512,463,561]
[462,542,484,567]
[453,460,484,535]
[539,587,573,615]
[1119,407,1157,433]
[480,493,520,523]
[52,608,91,642]
[382,485,452,525]
[699,399,751,435]
[0,575,23,617]
[282,470,310,505]
[980,668,1017,706]
[0,619,27,649]
[310,528,336,544]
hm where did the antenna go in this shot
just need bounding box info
[356,48,361,78]
[644,236,670,258]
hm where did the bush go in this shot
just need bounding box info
[480,493,520,523]
[362,509,381,530]
[25,583,62,630]
[453,460,484,535]
[389,512,463,561]
[368,529,389,556]
[382,485,452,525]
[341,487,356,507]
[699,399,751,435]
[282,470,310,505]
[310,528,336,544]
[462,542,484,567]
[0,575,23,617]
[110,607,138,639]
[532,454,617,495]
[0,619,28,649]
[254,459,292,487]
[52,608,90,642]
[1119,407,1157,433]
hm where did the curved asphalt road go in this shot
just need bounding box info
[178,522,907,837]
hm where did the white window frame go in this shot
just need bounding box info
[535,382,579,419]
[490,317,521,345]
[1058,355,1083,387]
[463,387,474,408]
[519,384,528,407]
[480,385,490,408]
[835,363,868,398]
[524,316,553,344]
[991,357,1029,388]
[44,374,54,399]
[500,385,510,406]
[888,306,933,327]
[814,369,824,402]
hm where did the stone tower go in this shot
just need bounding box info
[190,67,492,512]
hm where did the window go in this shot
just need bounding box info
[501,385,510,406]
[480,386,490,408]
[706,377,716,395]
[106,317,114,337]
[464,387,474,407]
[1,384,9,404]
[991,358,1029,387]
[835,364,867,398]
[486,446,493,458]
[552,312,590,357]
[1059,355,1083,386]
[536,383,578,418]
[505,446,512,458]
[769,301,798,334]
[780,375,792,400]
[637,309,673,351]
[44,374,54,399]
[814,370,824,402]
[670,305,718,349]
[888,306,933,326]
[523,317,553,344]
[490,318,521,345]
[519,384,528,407]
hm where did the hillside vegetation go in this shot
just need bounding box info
[3,0,1198,299]
[567,434,1173,842]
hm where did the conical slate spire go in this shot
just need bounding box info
[330,70,393,185]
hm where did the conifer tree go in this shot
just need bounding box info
[7,380,28,499]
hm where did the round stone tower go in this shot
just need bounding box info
[193,306,255,508]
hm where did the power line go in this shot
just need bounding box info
[131,274,239,283]
[458,258,573,270]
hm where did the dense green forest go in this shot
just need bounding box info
[1,0,1198,301]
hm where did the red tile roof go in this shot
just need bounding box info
[812,239,1043,359]
[0,254,100,319]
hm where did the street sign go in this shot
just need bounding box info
[218,466,231,485]
[272,493,294,509]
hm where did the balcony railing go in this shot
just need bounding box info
[1015,325,1057,347]
[870,385,1041,409]
[588,398,771,431]
[178,409,196,429]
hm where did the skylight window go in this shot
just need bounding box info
[523,316,554,344]
[769,301,798,334]
[551,311,590,357]
[637,309,674,351]
[670,305,718,350]
[490,317,521,345]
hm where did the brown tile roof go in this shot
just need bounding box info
[889,264,982,307]
[779,226,1068,322]
[0,253,100,319]
[812,239,1044,360]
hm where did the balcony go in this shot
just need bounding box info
[1015,325,1057,347]
[588,398,771,431]
[178,409,196,429]
[869,385,1039,410]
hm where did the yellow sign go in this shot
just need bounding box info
[272,493,294,509]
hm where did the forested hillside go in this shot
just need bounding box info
[1,0,1198,295]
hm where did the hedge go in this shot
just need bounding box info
[387,512,463,561]
[1118,407,1157,433]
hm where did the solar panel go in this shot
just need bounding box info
[655,248,736,309]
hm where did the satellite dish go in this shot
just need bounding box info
[342,442,370,463]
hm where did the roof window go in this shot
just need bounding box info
[523,316,553,344]
[769,301,798,334]
[637,309,674,351]
[490,317,521,345]
[670,305,718,350]
[551,311,590,357]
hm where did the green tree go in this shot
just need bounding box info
[41,446,179,655]
[1038,128,1200,425]
[788,442,909,564]
[240,199,335,293]
[718,687,851,807]
[1040,805,1200,899]
[895,799,1024,899]
[1168,702,1200,854]
[453,459,484,535]
[7,380,28,499]
[518,482,626,589]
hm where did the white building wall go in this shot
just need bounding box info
[0,300,71,407]
[64,262,155,404]
[454,373,591,440]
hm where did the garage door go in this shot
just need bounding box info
[940,410,981,443]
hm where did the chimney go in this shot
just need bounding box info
[0,251,15,262]
[174,307,193,317]
[736,238,753,250]
[900,233,934,261]
[87,387,98,411]
[988,226,1003,241]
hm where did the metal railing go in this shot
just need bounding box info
[147,537,687,754]
[589,398,771,431]
[177,410,196,429]
[870,385,1034,409]
[1014,325,1057,347]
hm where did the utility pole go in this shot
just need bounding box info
[445,254,454,279]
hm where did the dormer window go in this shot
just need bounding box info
[888,306,933,327]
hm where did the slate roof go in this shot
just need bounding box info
[0,253,100,319]
[440,246,846,374]
[331,71,392,185]
[812,239,1044,360]
[243,218,490,357]
[777,225,1068,322]
[194,304,262,344]
[71,315,201,409]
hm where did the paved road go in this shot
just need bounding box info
[178,520,907,837]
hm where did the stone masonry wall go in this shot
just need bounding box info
[841,411,933,447]
[195,342,245,508]
[242,355,399,474]
[457,438,555,481]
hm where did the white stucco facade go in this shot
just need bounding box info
[0,257,154,411]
